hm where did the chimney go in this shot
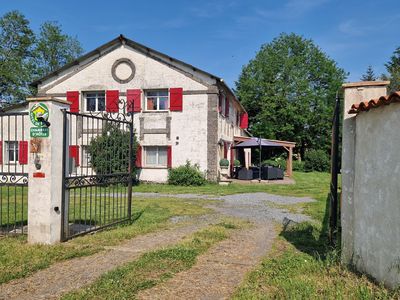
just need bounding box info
[340,80,389,264]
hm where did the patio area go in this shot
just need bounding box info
[228,137,296,182]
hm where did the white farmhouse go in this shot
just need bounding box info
[8,35,249,182]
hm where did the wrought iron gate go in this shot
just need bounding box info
[0,112,29,235]
[329,94,341,246]
[61,104,134,240]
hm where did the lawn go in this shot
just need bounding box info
[0,185,27,231]
[0,195,213,284]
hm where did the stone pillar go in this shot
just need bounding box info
[341,81,389,263]
[27,97,70,244]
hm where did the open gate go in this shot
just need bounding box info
[61,102,134,240]
[0,112,29,235]
[329,94,341,246]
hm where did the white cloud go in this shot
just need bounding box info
[254,0,331,20]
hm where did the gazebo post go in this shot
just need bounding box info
[284,146,293,177]
[258,137,262,182]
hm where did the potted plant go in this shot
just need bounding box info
[219,158,230,177]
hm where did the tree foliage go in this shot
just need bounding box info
[235,33,347,158]
[88,123,138,175]
[0,10,35,102]
[0,11,84,102]
[360,65,376,81]
[34,21,83,78]
[384,47,400,93]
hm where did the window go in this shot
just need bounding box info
[85,92,105,112]
[6,141,18,163]
[82,146,91,167]
[145,90,168,111]
[145,146,167,167]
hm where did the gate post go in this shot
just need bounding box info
[27,97,70,244]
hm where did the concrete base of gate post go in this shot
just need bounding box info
[27,97,70,244]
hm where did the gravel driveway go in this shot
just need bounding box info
[133,192,315,224]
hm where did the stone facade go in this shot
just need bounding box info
[14,36,249,182]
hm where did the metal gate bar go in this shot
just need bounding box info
[0,112,28,235]
[329,94,341,246]
[61,108,133,240]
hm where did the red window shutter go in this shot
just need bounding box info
[127,89,142,113]
[230,144,234,174]
[0,141,3,165]
[19,141,28,165]
[167,146,172,168]
[69,145,80,166]
[240,113,248,129]
[170,88,183,111]
[225,96,230,117]
[135,145,142,168]
[223,142,228,159]
[67,91,80,113]
[106,90,119,113]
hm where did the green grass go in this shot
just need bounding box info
[0,196,212,284]
[62,218,249,300]
[0,186,27,229]
[230,172,400,299]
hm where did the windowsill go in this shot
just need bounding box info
[142,110,169,114]
[141,166,168,169]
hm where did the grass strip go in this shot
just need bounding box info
[62,218,249,300]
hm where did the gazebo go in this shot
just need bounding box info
[232,136,296,180]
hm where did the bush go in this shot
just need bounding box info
[168,161,207,186]
[219,159,229,167]
[88,123,138,175]
[304,149,330,172]
[292,160,305,172]
[263,157,286,170]
[234,159,241,167]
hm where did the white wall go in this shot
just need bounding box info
[351,103,400,288]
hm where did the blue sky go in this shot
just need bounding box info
[1,0,399,88]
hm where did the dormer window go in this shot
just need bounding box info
[145,90,168,111]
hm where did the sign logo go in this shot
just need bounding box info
[30,103,49,127]
[30,103,49,138]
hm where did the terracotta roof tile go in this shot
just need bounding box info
[349,91,400,114]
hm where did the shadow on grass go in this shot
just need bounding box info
[280,194,333,259]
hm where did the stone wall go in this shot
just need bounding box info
[342,81,400,288]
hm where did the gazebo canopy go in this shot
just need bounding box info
[232,138,282,149]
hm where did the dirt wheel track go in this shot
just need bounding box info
[138,223,275,300]
[0,219,215,300]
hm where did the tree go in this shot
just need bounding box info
[34,21,83,78]
[0,10,35,102]
[360,65,376,81]
[88,123,138,176]
[384,47,400,93]
[235,33,347,159]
